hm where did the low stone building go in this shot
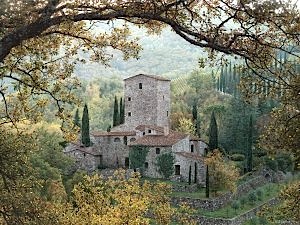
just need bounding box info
[64,74,207,184]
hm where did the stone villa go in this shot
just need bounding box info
[65,74,207,184]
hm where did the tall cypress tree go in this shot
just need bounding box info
[194,162,197,183]
[205,165,209,198]
[246,115,253,172]
[113,96,120,127]
[188,165,192,185]
[119,97,125,124]
[208,111,218,151]
[192,101,201,137]
[74,108,80,128]
[81,104,91,147]
[192,101,198,122]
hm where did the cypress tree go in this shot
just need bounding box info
[119,97,125,124]
[188,165,192,185]
[107,125,111,132]
[113,96,120,126]
[192,101,198,122]
[220,66,224,92]
[246,115,253,172]
[205,165,209,198]
[208,111,218,151]
[194,162,197,183]
[192,101,201,137]
[81,104,91,147]
[74,108,80,128]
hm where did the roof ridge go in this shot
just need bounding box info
[124,74,170,81]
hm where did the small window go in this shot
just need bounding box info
[148,129,151,134]
[114,137,121,142]
[124,136,127,145]
[156,148,160,154]
[163,95,164,100]
[175,165,180,175]
[191,144,194,153]
[128,97,131,101]
[128,112,131,117]
[83,153,86,157]
[143,132,145,136]
[130,138,136,142]
[139,83,142,89]
[144,162,149,169]
[167,111,169,116]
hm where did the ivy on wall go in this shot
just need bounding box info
[129,145,149,170]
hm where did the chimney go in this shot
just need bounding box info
[163,126,169,136]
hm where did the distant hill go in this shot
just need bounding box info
[74,26,205,80]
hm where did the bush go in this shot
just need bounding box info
[248,192,257,205]
[258,216,268,225]
[231,200,240,212]
[230,153,245,161]
[240,197,247,208]
[276,154,294,172]
[256,189,263,201]
[249,217,258,225]
[264,157,278,171]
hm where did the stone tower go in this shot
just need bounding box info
[123,74,171,129]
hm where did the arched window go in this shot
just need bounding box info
[114,137,121,142]
[130,138,136,142]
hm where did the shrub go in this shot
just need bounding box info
[264,157,278,171]
[240,197,247,208]
[256,189,263,201]
[230,153,245,161]
[276,154,294,172]
[248,192,257,205]
[249,217,258,225]
[156,152,175,179]
[258,216,268,225]
[231,200,240,212]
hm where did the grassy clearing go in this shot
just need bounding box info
[195,183,282,219]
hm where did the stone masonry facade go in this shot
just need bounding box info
[64,74,207,184]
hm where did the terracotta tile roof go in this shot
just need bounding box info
[129,131,187,147]
[91,131,136,137]
[175,152,204,161]
[124,74,170,82]
[135,125,165,133]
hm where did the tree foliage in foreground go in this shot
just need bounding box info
[0,128,59,224]
[50,170,196,225]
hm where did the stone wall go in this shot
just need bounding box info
[99,168,135,180]
[172,184,199,193]
[171,175,270,211]
[124,74,170,129]
[174,152,206,185]
[191,198,279,225]
[144,147,172,178]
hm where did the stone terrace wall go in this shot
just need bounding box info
[192,198,279,225]
[171,175,270,211]
[172,184,199,193]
